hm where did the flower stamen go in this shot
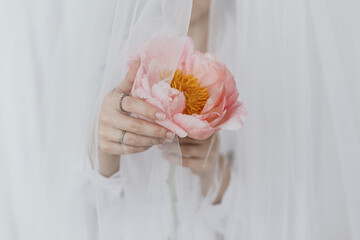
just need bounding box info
[170,70,209,115]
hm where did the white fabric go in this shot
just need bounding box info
[0,0,117,239]
[80,157,235,239]
[85,0,233,239]
[1,0,360,239]
[231,0,360,239]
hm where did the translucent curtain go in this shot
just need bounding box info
[227,0,360,239]
[89,1,195,239]
[0,0,120,239]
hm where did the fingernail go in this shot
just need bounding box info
[156,112,166,121]
[166,132,174,139]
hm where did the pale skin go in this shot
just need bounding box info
[97,0,231,204]
[97,62,174,177]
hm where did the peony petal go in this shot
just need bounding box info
[141,75,151,93]
[169,92,186,115]
[223,69,239,109]
[202,83,225,114]
[147,59,161,87]
[132,87,164,111]
[150,81,186,116]
[132,87,150,99]
[172,113,216,140]
[145,98,164,111]
[216,101,247,130]
[188,127,218,140]
[129,33,246,139]
[156,118,187,138]
[151,82,170,103]
[177,37,194,71]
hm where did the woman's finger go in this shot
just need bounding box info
[99,140,150,155]
[159,142,207,158]
[101,112,174,139]
[179,137,203,145]
[162,152,211,174]
[99,126,164,147]
[182,157,212,170]
[121,96,166,121]
[180,144,208,158]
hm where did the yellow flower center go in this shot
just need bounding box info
[170,70,209,115]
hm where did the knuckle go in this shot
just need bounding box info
[99,114,109,124]
[99,142,107,152]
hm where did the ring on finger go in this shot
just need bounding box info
[119,130,126,144]
[119,92,129,113]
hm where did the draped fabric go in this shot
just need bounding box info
[87,1,233,239]
[230,0,360,239]
[1,0,359,239]
[0,0,119,239]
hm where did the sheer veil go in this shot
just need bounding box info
[0,0,120,239]
[1,0,359,240]
[228,0,360,239]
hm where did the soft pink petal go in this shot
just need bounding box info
[177,37,194,71]
[223,69,239,109]
[132,87,164,111]
[151,82,170,104]
[145,98,164,111]
[132,87,150,99]
[172,113,216,140]
[147,59,161,87]
[156,118,187,138]
[217,101,247,130]
[169,91,186,115]
[141,75,151,93]
[151,82,186,116]
[202,83,225,114]
[129,33,247,139]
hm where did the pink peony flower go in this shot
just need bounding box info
[130,35,247,140]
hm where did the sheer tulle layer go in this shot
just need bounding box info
[1,0,359,239]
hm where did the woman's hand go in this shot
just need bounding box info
[159,134,231,204]
[97,62,174,176]
[159,135,219,175]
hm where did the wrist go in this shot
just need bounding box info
[98,147,121,177]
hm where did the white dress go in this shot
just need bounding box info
[1,0,360,239]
